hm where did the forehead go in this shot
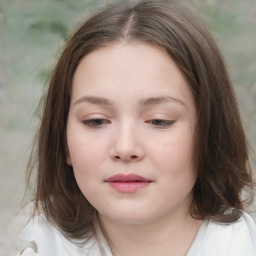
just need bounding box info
[72,42,193,106]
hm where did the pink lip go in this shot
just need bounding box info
[105,174,152,193]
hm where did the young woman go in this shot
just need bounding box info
[12,0,256,255]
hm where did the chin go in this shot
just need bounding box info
[99,208,159,226]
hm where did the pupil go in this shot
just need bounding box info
[154,120,163,125]
[94,119,102,125]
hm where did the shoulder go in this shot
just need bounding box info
[229,211,256,254]
[9,202,100,256]
[199,211,256,256]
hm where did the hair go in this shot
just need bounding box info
[27,0,255,241]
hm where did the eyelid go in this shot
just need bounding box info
[81,113,111,127]
[82,112,110,118]
[144,111,176,128]
[145,113,176,121]
[145,118,176,128]
[82,118,111,128]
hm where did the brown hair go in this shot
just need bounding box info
[28,0,255,241]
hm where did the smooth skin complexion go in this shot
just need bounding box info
[67,42,202,256]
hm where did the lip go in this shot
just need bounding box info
[105,173,152,193]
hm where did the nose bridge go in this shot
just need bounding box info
[112,118,143,161]
[116,119,137,151]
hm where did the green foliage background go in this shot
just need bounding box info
[0,0,255,252]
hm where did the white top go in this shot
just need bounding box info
[8,204,256,256]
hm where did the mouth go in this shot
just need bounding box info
[105,174,152,193]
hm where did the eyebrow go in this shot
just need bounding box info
[139,96,186,107]
[74,96,114,106]
[74,96,186,107]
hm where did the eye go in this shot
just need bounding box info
[82,119,110,128]
[147,119,175,128]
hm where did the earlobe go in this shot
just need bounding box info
[67,157,72,166]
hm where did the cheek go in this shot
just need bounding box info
[66,123,109,175]
[68,140,107,201]
[149,129,196,176]
[69,140,107,172]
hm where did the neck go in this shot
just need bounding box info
[99,208,202,256]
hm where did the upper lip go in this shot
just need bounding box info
[105,173,151,182]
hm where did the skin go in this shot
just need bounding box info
[67,42,201,255]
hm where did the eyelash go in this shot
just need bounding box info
[82,118,175,129]
[82,119,110,128]
[146,119,175,128]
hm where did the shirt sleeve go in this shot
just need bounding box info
[229,212,256,256]
[9,211,59,255]
[8,203,101,256]
[196,211,256,256]
[8,203,72,256]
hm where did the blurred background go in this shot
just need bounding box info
[0,0,255,254]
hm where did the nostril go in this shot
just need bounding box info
[113,155,138,160]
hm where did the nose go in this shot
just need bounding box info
[110,123,145,162]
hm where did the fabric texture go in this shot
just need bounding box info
[9,203,256,256]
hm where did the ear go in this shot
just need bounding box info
[67,156,72,166]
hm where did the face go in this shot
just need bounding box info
[67,42,198,225]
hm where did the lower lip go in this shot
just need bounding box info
[107,181,151,193]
